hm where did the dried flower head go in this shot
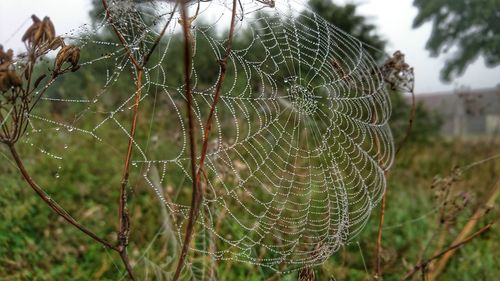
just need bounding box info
[0,46,22,92]
[0,71,22,92]
[0,45,14,70]
[54,45,81,74]
[381,50,414,92]
[1,15,79,144]
[22,15,56,50]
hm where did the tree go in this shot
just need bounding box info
[308,0,387,61]
[413,0,500,81]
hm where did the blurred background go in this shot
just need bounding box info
[0,0,498,280]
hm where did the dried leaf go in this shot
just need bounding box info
[33,73,47,88]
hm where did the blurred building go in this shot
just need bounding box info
[414,85,500,137]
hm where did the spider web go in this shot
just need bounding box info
[22,0,394,275]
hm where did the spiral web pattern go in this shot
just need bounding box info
[24,0,394,274]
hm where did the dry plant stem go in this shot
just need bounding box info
[142,3,178,66]
[427,178,500,281]
[196,0,238,181]
[101,0,141,69]
[172,2,197,280]
[374,192,386,279]
[114,67,143,281]
[396,88,416,155]
[400,218,498,281]
[8,144,115,250]
[172,1,238,280]
[375,86,416,279]
[101,1,178,278]
[101,1,146,279]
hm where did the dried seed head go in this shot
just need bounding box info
[0,70,22,92]
[54,45,80,74]
[381,50,414,92]
[0,46,21,92]
[22,15,56,50]
[0,46,14,71]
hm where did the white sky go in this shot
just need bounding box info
[1,0,499,94]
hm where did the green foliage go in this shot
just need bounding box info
[1,140,498,280]
[307,0,387,61]
[413,0,500,81]
[0,1,471,280]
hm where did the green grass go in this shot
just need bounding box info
[0,133,498,281]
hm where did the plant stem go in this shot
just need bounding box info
[172,1,238,280]
[172,1,197,280]
[375,81,416,279]
[101,0,141,69]
[375,192,386,279]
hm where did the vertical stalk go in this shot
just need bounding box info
[172,0,238,279]
[172,1,197,280]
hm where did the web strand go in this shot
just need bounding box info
[24,0,394,274]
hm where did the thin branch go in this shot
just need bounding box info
[172,1,238,279]
[375,84,416,279]
[8,144,116,250]
[101,0,142,70]
[400,218,498,281]
[375,192,386,279]
[172,1,197,280]
[196,0,238,186]
[142,2,178,66]
[119,250,137,281]
[101,1,151,280]
[396,87,416,156]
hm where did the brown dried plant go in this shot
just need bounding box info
[375,51,497,281]
[7,4,493,281]
[1,6,177,279]
[2,0,237,279]
[375,50,416,280]
[399,164,499,281]
[1,15,80,146]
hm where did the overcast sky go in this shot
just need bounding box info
[1,0,499,94]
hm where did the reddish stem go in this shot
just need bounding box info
[172,1,238,280]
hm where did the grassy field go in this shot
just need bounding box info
[1,133,498,280]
